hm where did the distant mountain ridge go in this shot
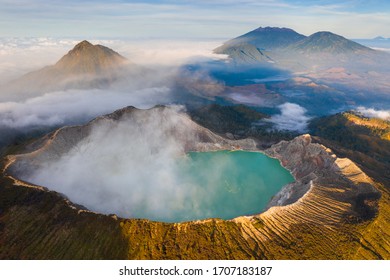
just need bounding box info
[220,27,306,51]
[214,27,305,64]
[290,31,372,54]
[214,26,378,64]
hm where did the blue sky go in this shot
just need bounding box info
[1,0,389,39]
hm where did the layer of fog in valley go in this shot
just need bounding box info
[0,37,226,85]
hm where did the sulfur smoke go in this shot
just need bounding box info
[24,107,222,222]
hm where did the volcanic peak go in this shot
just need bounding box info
[290,31,372,54]
[233,26,306,50]
[54,40,127,74]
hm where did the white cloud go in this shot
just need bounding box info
[356,106,390,121]
[268,102,310,132]
[372,47,390,52]
[115,39,227,67]
[0,37,225,84]
[0,37,79,83]
[0,87,172,129]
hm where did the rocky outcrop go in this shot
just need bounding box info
[0,107,388,260]
[265,134,380,214]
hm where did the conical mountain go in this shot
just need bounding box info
[54,40,128,75]
[214,26,306,63]
[215,27,306,52]
[3,40,132,100]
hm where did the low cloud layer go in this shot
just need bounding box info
[0,37,80,84]
[0,37,225,84]
[356,106,390,121]
[268,102,310,132]
[0,87,171,129]
[119,39,227,67]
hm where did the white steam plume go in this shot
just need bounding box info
[24,107,226,222]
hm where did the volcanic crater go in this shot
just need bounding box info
[0,106,383,259]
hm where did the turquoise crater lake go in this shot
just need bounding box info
[170,150,294,222]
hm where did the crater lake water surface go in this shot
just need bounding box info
[168,150,294,222]
[27,149,294,223]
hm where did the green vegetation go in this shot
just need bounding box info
[189,104,296,146]
[309,112,390,260]
[0,172,128,259]
[0,126,58,157]
[309,112,390,183]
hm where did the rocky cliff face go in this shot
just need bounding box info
[0,107,388,259]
